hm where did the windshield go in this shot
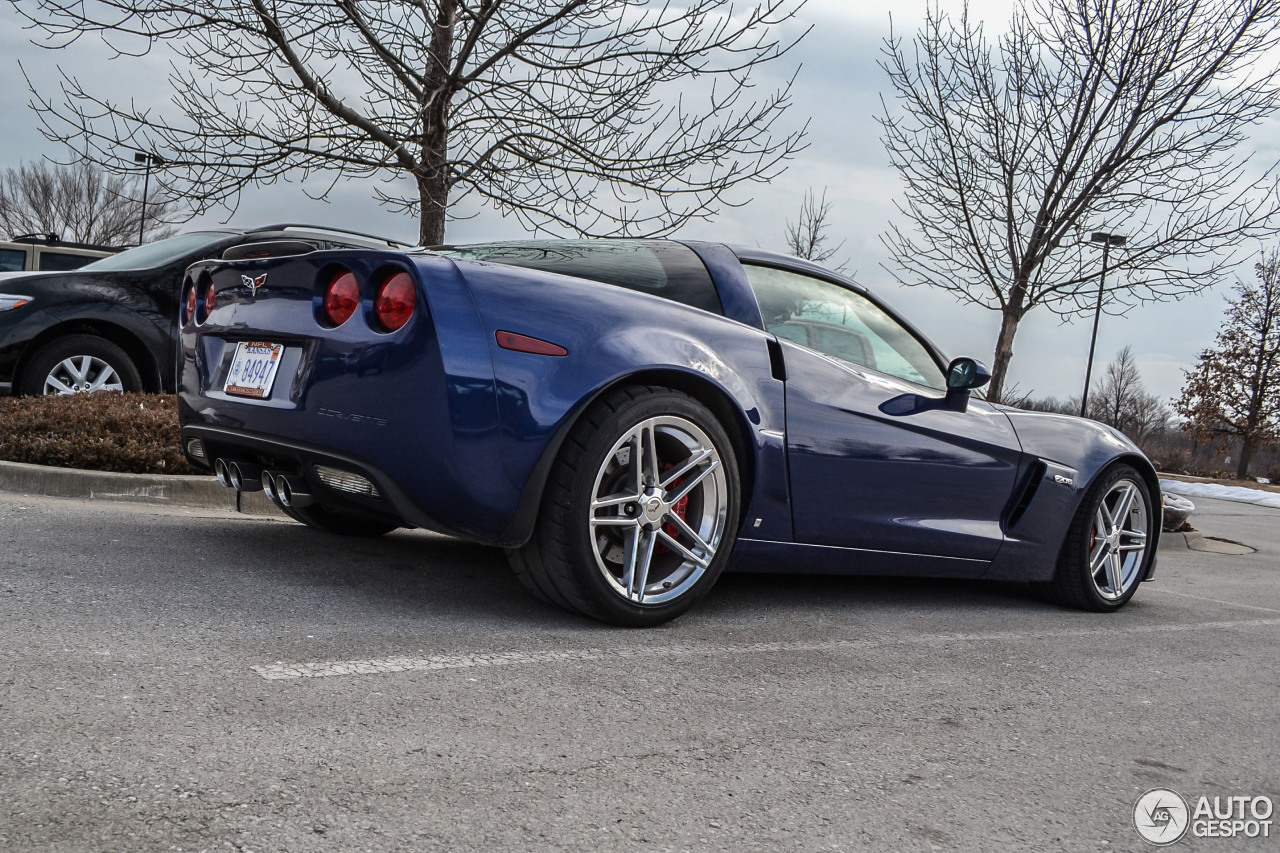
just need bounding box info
[80,232,232,271]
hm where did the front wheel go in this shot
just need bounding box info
[21,335,143,395]
[1041,464,1154,611]
[510,385,741,627]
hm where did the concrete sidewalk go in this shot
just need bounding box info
[0,459,279,516]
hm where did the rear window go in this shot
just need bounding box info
[435,240,722,315]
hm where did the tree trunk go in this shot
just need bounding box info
[1237,438,1256,479]
[416,0,456,247]
[418,174,448,246]
[987,305,1024,404]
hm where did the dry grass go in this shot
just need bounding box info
[0,392,195,475]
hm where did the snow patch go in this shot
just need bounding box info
[1160,479,1280,510]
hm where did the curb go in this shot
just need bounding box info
[0,459,282,517]
[1158,530,1255,555]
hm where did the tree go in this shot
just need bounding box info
[1175,248,1280,478]
[879,0,1280,402]
[784,187,846,269]
[0,160,177,245]
[16,0,810,246]
[1088,345,1170,442]
[1018,346,1170,442]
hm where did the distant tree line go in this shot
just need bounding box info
[0,160,176,246]
[1019,346,1171,444]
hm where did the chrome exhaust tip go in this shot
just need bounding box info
[261,470,281,505]
[277,474,315,508]
[227,460,264,492]
[214,458,233,488]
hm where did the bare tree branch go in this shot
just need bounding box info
[878,0,1280,402]
[783,187,848,271]
[12,0,811,245]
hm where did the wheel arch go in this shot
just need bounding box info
[15,320,163,393]
[1086,451,1162,580]
[498,366,760,548]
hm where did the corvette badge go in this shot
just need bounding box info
[241,273,268,297]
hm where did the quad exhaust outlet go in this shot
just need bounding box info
[258,469,315,508]
[214,458,264,492]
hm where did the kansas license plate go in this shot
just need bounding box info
[224,341,285,399]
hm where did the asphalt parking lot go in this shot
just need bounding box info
[0,490,1276,852]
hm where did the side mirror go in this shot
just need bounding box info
[944,357,991,412]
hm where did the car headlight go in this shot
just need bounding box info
[0,294,33,311]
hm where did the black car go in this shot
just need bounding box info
[0,224,408,396]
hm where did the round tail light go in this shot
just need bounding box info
[205,281,217,318]
[373,271,415,332]
[185,283,197,325]
[323,270,360,327]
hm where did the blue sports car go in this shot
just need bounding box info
[177,240,1159,626]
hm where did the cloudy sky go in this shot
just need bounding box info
[1,0,1273,404]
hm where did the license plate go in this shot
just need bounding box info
[224,341,285,399]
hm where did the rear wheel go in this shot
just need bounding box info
[1041,464,1153,611]
[509,385,740,626]
[21,335,143,395]
[282,504,399,537]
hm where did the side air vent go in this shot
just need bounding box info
[767,339,787,381]
[1006,461,1048,530]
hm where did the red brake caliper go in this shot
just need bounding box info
[658,464,689,552]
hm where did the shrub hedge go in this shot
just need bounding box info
[0,392,196,475]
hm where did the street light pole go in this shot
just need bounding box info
[133,151,163,245]
[1080,231,1126,418]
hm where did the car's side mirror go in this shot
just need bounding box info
[944,357,991,412]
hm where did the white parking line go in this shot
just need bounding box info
[252,617,1280,681]
[1147,587,1280,613]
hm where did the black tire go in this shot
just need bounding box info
[509,385,741,627]
[20,334,143,395]
[281,503,399,537]
[1039,463,1154,611]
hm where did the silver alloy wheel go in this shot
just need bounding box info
[43,355,124,394]
[1088,478,1149,601]
[588,415,730,605]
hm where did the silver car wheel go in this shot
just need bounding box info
[588,415,730,606]
[1088,478,1149,601]
[43,355,124,394]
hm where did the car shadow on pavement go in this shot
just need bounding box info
[707,571,1051,616]
[196,517,1059,629]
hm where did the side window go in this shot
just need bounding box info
[0,248,29,272]
[743,264,946,389]
[38,251,98,272]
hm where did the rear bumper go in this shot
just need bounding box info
[181,424,467,539]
